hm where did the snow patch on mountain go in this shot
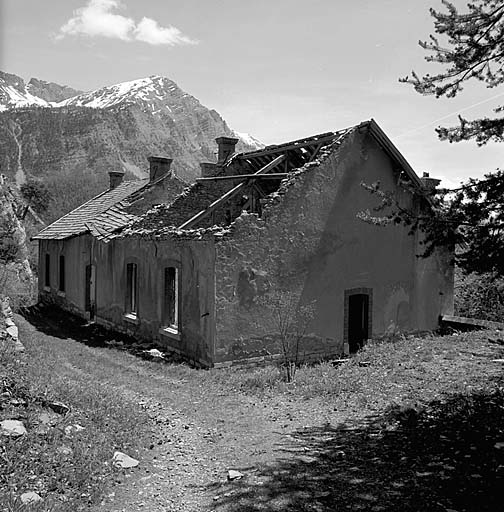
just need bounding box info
[0,82,54,111]
[58,75,181,110]
[233,131,265,150]
[0,70,265,151]
[4,86,52,108]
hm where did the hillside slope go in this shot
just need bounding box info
[0,175,34,307]
[0,72,262,221]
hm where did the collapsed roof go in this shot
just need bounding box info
[35,119,430,242]
[128,127,353,234]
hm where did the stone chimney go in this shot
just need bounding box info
[148,156,173,182]
[200,162,219,178]
[420,172,441,193]
[216,136,239,165]
[109,170,125,189]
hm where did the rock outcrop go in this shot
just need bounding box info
[0,72,263,222]
[0,175,34,311]
[26,78,83,103]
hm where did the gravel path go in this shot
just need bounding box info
[16,313,504,512]
[15,313,311,512]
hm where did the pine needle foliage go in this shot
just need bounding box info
[376,0,504,275]
[401,0,504,144]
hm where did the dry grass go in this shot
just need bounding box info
[206,331,503,406]
[3,306,504,511]
[0,334,149,511]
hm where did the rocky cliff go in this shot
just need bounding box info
[0,72,263,221]
[26,78,83,103]
[0,175,34,309]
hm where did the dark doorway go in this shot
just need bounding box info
[85,264,96,321]
[348,294,369,353]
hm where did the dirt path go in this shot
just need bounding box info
[15,313,323,512]
[16,312,504,512]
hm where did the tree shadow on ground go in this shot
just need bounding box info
[211,387,504,512]
[19,304,186,362]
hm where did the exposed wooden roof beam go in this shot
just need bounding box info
[238,132,342,161]
[307,142,324,163]
[179,154,286,230]
[251,182,267,199]
[196,172,289,182]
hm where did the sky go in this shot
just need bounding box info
[1,0,502,188]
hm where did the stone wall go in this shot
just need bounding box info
[94,235,215,365]
[213,129,454,364]
[0,296,25,353]
[38,236,92,316]
[39,233,216,366]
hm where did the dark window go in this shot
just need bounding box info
[163,267,179,329]
[59,255,65,292]
[126,263,138,315]
[44,254,50,287]
[85,264,96,320]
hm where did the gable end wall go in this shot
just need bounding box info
[213,129,454,365]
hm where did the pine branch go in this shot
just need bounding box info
[401,0,504,144]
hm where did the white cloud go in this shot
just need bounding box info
[134,17,197,46]
[56,0,196,46]
[57,0,134,41]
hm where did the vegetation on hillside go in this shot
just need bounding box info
[0,180,36,309]
[0,326,149,511]
[454,269,504,321]
[4,307,503,511]
[19,179,53,218]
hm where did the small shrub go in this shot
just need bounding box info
[235,366,283,391]
[454,269,504,322]
[0,264,36,311]
[0,216,20,263]
[255,290,316,382]
[20,179,52,216]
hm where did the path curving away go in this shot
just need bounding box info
[15,311,504,512]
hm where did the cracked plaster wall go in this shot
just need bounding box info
[213,129,454,365]
[39,234,215,366]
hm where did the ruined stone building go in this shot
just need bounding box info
[34,119,454,367]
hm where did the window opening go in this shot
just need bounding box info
[85,264,96,320]
[163,267,179,330]
[44,254,50,287]
[126,263,138,315]
[59,255,65,292]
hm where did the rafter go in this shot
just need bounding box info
[196,173,289,182]
[179,154,286,230]
[307,142,324,163]
[238,131,344,161]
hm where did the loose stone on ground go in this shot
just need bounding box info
[20,491,43,504]
[113,451,140,469]
[1,419,27,437]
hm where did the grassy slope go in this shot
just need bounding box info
[1,309,503,511]
[210,333,504,511]
[0,321,150,511]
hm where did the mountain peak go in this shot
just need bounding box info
[0,71,52,110]
[58,75,187,110]
[27,78,83,103]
